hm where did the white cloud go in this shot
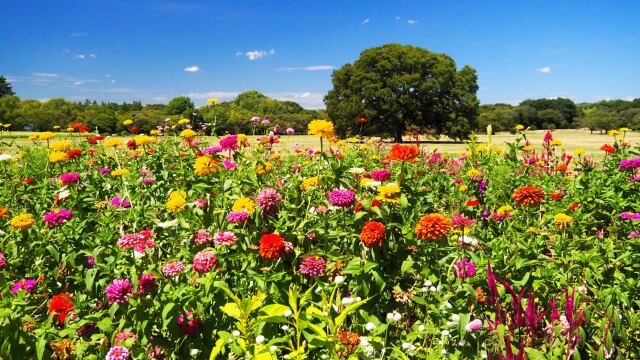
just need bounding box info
[407,19,418,25]
[362,18,369,24]
[34,72,60,78]
[111,80,116,83]
[394,16,401,20]
[183,91,241,100]
[153,96,168,102]
[184,66,200,72]
[90,53,97,58]
[276,65,336,72]
[73,81,84,85]
[244,49,275,61]
[536,66,552,74]
[75,54,86,59]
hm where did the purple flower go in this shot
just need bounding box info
[105,279,133,304]
[193,199,208,209]
[106,346,130,360]
[465,319,483,332]
[0,251,6,269]
[43,209,73,228]
[256,188,282,214]
[86,256,96,267]
[110,197,131,209]
[250,116,260,123]
[453,258,476,279]
[59,172,81,185]
[299,256,326,278]
[223,159,237,170]
[202,146,223,154]
[628,231,639,239]
[226,211,249,223]
[327,189,356,208]
[219,135,239,151]
[620,212,640,221]
[273,124,281,134]
[11,279,37,295]
[261,119,270,126]
[370,169,392,182]
[98,167,111,175]
[619,158,640,170]
[138,273,158,294]
[286,127,295,135]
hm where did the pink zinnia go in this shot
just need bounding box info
[162,261,185,277]
[193,199,208,209]
[226,211,249,223]
[202,146,222,154]
[11,279,37,295]
[453,258,477,279]
[298,256,326,278]
[98,167,111,174]
[59,172,81,185]
[192,251,218,273]
[465,319,483,332]
[105,279,133,304]
[327,189,356,208]
[193,229,212,245]
[106,346,130,360]
[0,251,5,269]
[43,209,73,228]
[219,135,238,151]
[370,169,392,182]
[138,273,158,294]
[117,230,155,253]
[139,177,156,184]
[620,212,640,221]
[177,311,200,336]
[214,231,237,246]
[256,188,282,214]
[223,159,237,170]
[114,331,137,345]
[110,197,131,208]
[452,213,475,227]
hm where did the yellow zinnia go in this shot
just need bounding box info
[49,151,68,163]
[375,183,400,203]
[180,129,197,139]
[574,148,586,156]
[256,162,273,176]
[166,191,187,213]
[178,118,190,125]
[515,124,525,131]
[50,140,71,152]
[111,169,129,176]
[104,138,123,148]
[194,155,220,176]
[123,119,134,126]
[554,213,572,229]
[232,197,255,214]
[11,214,35,231]
[134,134,157,145]
[307,120,334,138]
[39,132,55,141]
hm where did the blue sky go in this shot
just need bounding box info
[2,0,639,108]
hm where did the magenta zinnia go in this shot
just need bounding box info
[256,188,282,214]
[43,209,73,228]
[327,189,356,208]
[298,256,327,278]
[453,258,477,279]
[192,250,218,273]
[105,279,133,304]
[214,231,237,246]
[59,172,81,185]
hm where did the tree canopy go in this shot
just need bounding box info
[0,76,15,98]
[324,44,480,141]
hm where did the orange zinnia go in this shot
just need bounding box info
[386,144,419,162]
[415,213,451,241]
[513,186,545,206]
[258,233,286,260]
[359,221,386,248]
[0,208,8,218]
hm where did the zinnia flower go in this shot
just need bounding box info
[327,189,356,207]
[256,188,282,214]
[10,213,35,231]
[214,231,237,246]
[386,144,419,162]
[258,233,286,260]
[11,279,37,295]
[513,186,545,206]
[554,213,573,228]
[162,261,185,277]
[138,273,158,294]
[307,119,334,138]
[219,134,239,151]
[0,251,6,269]
[48,293,74,326]
[453,258,476,279]
[166,191,187,213]
[193,229,212,245]
[415,213,451,241]
[600,144,617,154]
[192,250,218,273]
[451,213,475,228]
[619,158,640,170]
[106,346,130,360]
[232,197,256,214]
[194,155,220,176]
[620,212,640,221]
[370,169,392,181]
[375,183,400,203]
[299,256,326,277]
[226,211,249,223]
[105,279,133,304]
[177,311,200,336]
[43,209,73,228]
[110,197,131,208]
[59,172,80,185]
[359,221,386,248]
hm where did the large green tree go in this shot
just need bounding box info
[164,96,194,116]
[324,44,480,141]
[0,76,15,98]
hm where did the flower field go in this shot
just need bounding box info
[0,123,639,359]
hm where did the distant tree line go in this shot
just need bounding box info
[479,97,640,133]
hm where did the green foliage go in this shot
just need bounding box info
[164,96,195,116]
[0,76,15,98]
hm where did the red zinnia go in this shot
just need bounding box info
[20,178,34,184]
[600,144,617,154]
[357,117,368,124]
[66,148,83,160]
[466,199,480,207]
[386,144,419,162]
[568,202,580,211]
[550,193,563,200]
[513,186,545,206]
[258,233,286,260]
[359,221,386,248]
[48,293,74,326]
[415,213,451,241]
[130,127,140,133]
[70,122,84,129]
[79,126,91,133]
[127,140,137,150]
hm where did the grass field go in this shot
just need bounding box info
[0,129,637,155]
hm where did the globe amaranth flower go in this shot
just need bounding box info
[106,346,130,360]
[386,144,419,162]
[177,312,201,336]
[226,211,249,223]
[192,250,218,273]
[328,189,356,208]
[359,221,386,248]
[258,233,286,260]
[370,169,392,182]
[193,229,212,245]
[105,279,133,304]
[415,213,451,241]
[110,197,131,208]
[214,231,237,246]
[59,172,80,185]
[48,292,74,326]
[162,261,185,277]
[11,213,35,231]
[138,273,158,294]
[453,258,476,279]
[11,279,37,295]
[219,134,239,151]
[43,209,73,228]
[299,256,327,278]
[513,186,545,206]
[256,188,282,214]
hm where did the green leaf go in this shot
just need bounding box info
[525,348,547,360]
[260,304,290,318]
[220,303,243,320]
[335,298,369,330]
